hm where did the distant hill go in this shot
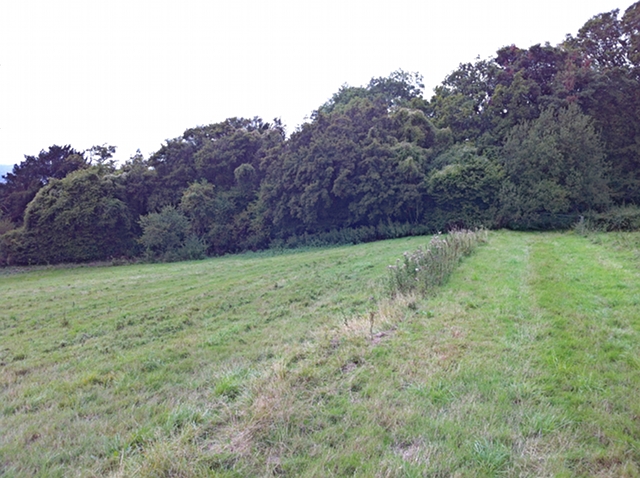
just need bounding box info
[0,164,13,182]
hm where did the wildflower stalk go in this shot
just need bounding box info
[387,228,488,297]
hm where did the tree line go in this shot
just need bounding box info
[1,3,639,265]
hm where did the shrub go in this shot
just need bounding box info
[428,146,504,229]
[575,205,640,234]
[139,206,206,262]
[0,214,15,236]
[0,228,37,266]
[167,235,207,262]
[268,222,437,250]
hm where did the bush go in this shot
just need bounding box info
[0,228,36,266]
[165,235,207,262]
[575,205,640,233]
[428,146,504,229]
[269,222,435,250]
[0,214,15,236]
[139,206,206,262]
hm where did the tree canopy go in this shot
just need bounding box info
[1,168,135,265]
[0,145,87,225]
[2,2,640,265]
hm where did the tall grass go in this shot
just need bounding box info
[387,228,488,296]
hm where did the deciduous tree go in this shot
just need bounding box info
[500,104,610,228]
[0,145,87,225]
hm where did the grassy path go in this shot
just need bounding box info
[359,231,640,477]
[228,231,640,476]
[527,235,640,475]
[1,231,640,476]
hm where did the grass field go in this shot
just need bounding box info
[1,231,640,477]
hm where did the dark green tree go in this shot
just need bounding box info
[566,9,629,69]
[179,180,217,237]
[141,117,284,255]
[500,104,610,228]
[86,144,118,172]
[428,59,499,145]
[429,44,576,150]
[1,168,136,265]
[261,75,449,240]
[428,145,504,228]
[117,150,158,222]
[564,5,640,203]
[623,1,640,66]
[316,69,424,116]
[0,145,87,225]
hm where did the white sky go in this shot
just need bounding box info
[0,0,635,166]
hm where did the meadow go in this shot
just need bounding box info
[1,230,640,477]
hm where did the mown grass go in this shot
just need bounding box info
[0,237,426,477]
[1,231,640,476]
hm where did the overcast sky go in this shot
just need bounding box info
[0,0,635,166]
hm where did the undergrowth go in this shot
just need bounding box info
[574,205,640,234]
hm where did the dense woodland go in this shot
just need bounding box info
[1,3,640,265]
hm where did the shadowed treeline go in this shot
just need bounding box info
[1,3,640,265]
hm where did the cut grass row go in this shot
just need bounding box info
[1,231,640,476]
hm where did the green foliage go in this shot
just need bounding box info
[557,6,640,203]
[576,204,640,233]
[112,151,158,224]
[1,169,136,265]
[428,59,497,144]
[0,211,15,236]
[316,69,423,116]
[566,13,640,205]
[173,235,208,262]
[233,162,256,191]
[500,104,610,229]
[387,228,488,296]
[147,117,283,210]
[178,180,217,237]
[428,20,640,209]
[5,16,640,266]
[428,47,570,149]
[177,179,268,255]
[262,84,449,239]
[0,228,33,266]
[139,206,206,262]
[566,9,629,69]
[624,2,640,65]
[428,145,504,228]
[0,145,87,225]
[270,222,433,250]
[142,117,284,255]
[86,144,117,169]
